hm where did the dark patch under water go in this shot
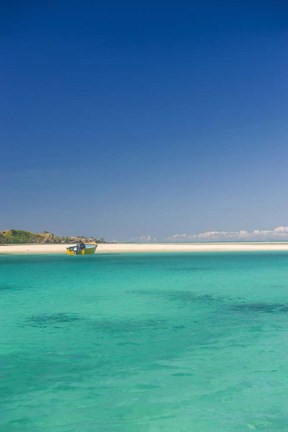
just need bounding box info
[129,289,224,305]
[25,314,168,334]
[129,288,288,317]
[26,313,82,328]
[90,318,167,334]
[0,284,23,291]
[165,290,222,304]
[231,302,288,314]
[167,292,288,315]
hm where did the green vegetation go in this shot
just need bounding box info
[1,230,42,244]
[0,229,104,244]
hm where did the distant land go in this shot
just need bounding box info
[0,229,105,244]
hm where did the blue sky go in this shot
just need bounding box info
[1,0,288,241]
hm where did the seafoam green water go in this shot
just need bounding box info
[1,252,288,432]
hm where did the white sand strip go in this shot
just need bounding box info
[1,242,288,255]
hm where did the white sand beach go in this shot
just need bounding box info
[1,242,288,255]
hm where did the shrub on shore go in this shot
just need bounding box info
[0,230,104,244]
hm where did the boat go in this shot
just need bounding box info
[66,243,98,255]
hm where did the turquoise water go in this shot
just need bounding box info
[1,252,288,432]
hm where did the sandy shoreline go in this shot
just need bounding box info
[1,242,288,255]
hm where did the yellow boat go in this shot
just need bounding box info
[66,243,97,255]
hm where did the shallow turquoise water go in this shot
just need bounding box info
[1,252,288,431]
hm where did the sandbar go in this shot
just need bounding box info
[1,242,288,255]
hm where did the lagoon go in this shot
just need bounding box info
[1,252,288,431]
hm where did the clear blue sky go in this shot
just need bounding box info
[1,0,287,240]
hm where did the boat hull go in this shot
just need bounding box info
[66,244,97,255]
